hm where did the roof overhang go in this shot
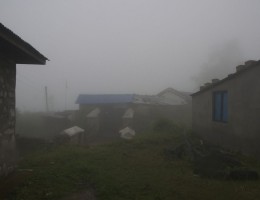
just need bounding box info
[0,23,48,65]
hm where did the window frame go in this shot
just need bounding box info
[212,91,228,123]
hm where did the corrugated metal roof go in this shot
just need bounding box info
[86,108,101,118]
[76,94,134,104]
[192,60,260,96]
[0,23,48,64]
[122,108,134,118]
[61,126,84,137]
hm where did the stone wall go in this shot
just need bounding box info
[78,103,192,135]
[0,58,16,177]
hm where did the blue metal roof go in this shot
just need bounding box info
[76,94,134,104]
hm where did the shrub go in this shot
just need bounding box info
[153,118,182,134]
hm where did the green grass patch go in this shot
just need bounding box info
[4,128,260,200]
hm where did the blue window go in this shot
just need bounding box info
[213,91,228,122]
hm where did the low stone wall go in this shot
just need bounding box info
[0,58,16,177]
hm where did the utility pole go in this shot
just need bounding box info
[45,86,49,112]
[65,80,68,111]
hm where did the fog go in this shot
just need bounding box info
[192,40,245,86]
[1,0,260,111]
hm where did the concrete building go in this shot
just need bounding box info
[192,60,260,157]
[0,23,47,176]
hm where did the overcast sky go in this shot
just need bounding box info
[1,0,260,111]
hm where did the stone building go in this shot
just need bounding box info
[76,90,192,136]
[192,60,260,157]
[76,94,134,136]
[0,23,47,176]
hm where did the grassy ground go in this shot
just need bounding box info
[2,124,260,200]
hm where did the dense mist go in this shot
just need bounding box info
[1,1,260,111]
[192,40,245,86]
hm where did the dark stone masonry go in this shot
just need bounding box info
[0,22,47,177]
[0,58,16,176]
